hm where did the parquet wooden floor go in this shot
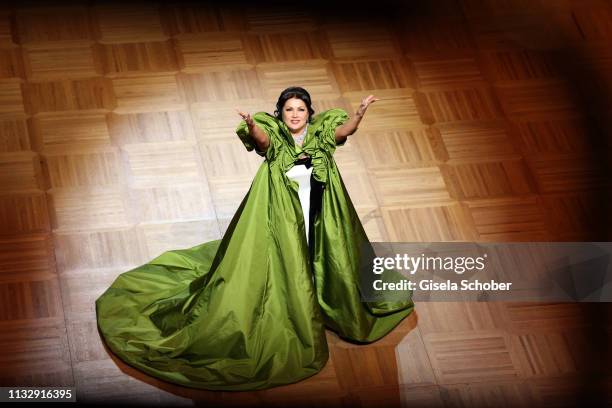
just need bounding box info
[0,0,610,406]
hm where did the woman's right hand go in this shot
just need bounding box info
[235,109,270,152]
[236,109,255,131]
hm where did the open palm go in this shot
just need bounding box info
[356,94,380,117]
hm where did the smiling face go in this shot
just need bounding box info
[281,97,309,135]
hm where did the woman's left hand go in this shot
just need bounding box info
[356,95,380,117]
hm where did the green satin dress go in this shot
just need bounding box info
[95,108,414,391]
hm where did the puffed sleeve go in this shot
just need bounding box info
[315,108,350,150]
[235,112,280,159]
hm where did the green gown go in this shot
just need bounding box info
[95,108,414,391]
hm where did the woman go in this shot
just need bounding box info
[95,86,414,391]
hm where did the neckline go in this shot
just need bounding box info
[280,120,312,150]
[291,123,308,137]
[291,124,309,147]
[277,112,326,150]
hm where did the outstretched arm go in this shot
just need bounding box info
[236,110,270,152]
[334,95,380,144]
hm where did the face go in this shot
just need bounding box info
[281,97,309,133]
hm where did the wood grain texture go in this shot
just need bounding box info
[139,219,220,258]
[325,24,400,59]
[23,77,116,114]
[511,331,590,377]
[15,6,95,44]
[23,45,101,81]
[436,121,517,163]
[0,233,55,281]
[572,4,612,42]
[257,60,341,101]
[372,166,454,207]
[441,158,534,199]
[465,196,550,241]
[97,40,179,77]
[178,32,252,73]
[418,85,503,123]
[332,58,415,92]
[129,184,215,223]
[0,192,49,235]
[0,278,63,320]
[510,116,598,154]
[382,203,478,241]
[108,110,196,145]
[527,153,609,193]
[33,112,112,150]
[53,228,148,272]
[0,12,16,47]
[395,16,475,54]
[442,381,537,407]
[246,31,331,63]
[348,89,423,130]
[0,47,26,79]
[94,4,168,44]
[415,302,503,335]
[161,3,243,35]
[0,318,73,387]
[479,49,564,81]
[245,8,317,33]
[112,74,185,113]
[0,151,43,192]
[412,55,485,88]
[122,141,203,187]
[0,79,26,117]
[540,191,606,239]
[495,80,579,118]
[199,139,263,179]
[44,147,121,188]
[425,330,521,384]
[467,13,572,50]
[179,70,264,103]
[0,118,30,152]
[190,101,267,141]
[50,187,131,232]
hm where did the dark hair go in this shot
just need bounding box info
[273,86,315,123]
